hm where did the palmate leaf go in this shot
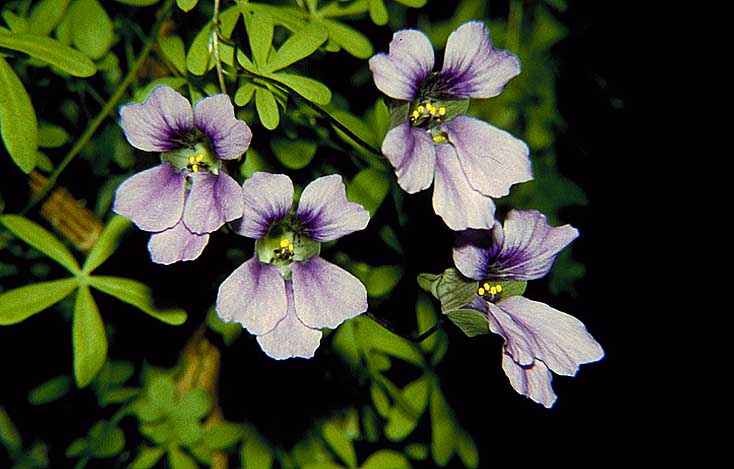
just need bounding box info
[322,420,357,468]
[82,216,131,274]
[243,9,274,68]
[265,23,328,72]
[0,31,96,77]
[73,285,108,387]
[0,58,38,173]
[318,19,373,59]
[0,278,78,325]
[0,215,80,273]
[270,72,332,105]
[87,276,187,325]
[384,376,429,442]
[186,24,213,76]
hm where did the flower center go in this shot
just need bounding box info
[274,238,295,261]
[163,142,220,175]
[409,101,447,128]
[255,224,321,279]
[477,282,503,302]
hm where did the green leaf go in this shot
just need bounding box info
[0,407,22,455]
[404,443,428,460]
[436,268,477,312]
[265,23,327,72]
[69,0,114,60]
[270,72,331,105]
[368,0,388,26]
[370,383,390,417]
[82,216,131,274]
[176,0,198,12]
[130,446,165,469]
[0,57,38,173]
[430,381,457,466]
[243,9,273,68]
[202,421,243,450]
[206,307,242,346]
[347,168,390,217]
[366,265,402,297]
[320,19,373,59]
[172,420,203,446]
[29,0,71,36]
[241,432,273,469]
[270,138,316,170]
[141,421,174,444]
[0,278,77,325]
[73,285,107,387]
[444,309,489,337]
[38,122,69,148]
[87,421,125,457]
[28,376,72,405]
[235,82,257,106]
[0,31,96,77]
[457,430,479,468]
[355,316,423,366]
[361,405,379,443]
[385,376,429,442]
[255,87,280,130]
[361,450,410,469]
[175,388,212,420]
[2,11,28,33]
[87,276,187,325]
[322,421,357,468]
[379,226,402,254]
[147,374,176,410]
[168,446,198,469]
[159,35,187,75]
[416,294,439,353]
[0,215,80,273]
[186,24,213,75]
[65,438,87,457]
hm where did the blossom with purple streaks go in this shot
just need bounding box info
[369,21,532,231]
[216,172,370,360]
[113,85,251,264]
[452,210,603,408]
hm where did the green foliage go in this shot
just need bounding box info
[73,285,108,387]
[28,376,72,405]
[68,0,114,60]
[0,31,96,77]
[0,57,39,173]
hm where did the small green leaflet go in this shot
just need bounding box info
[0,57,39,173]
[0,31,96,77]
[73,285,108,387]
[88,276,187,325]
[0,278,78,325]
[69,0,114,60]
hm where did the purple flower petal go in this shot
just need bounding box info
[295,175,370,242]
[113,162,187,232]
[236,172,293,239]
[119,85,194,152]
[501,353,557,408]
[182,172,244,235]
[291,256,367,329]
[147,220,209,265]
[442,116,532,198]
[193,94,252,160]
[381,122,436,194]
[256,281,323,360]
[432,144,495,230]
[216,257,287,335]
[452,229,498,281]
[439,21,521,99]
[488,296,604,376]
[369,29,434,101]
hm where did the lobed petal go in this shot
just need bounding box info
[236,172,294,239]
[442,116,532,198]
[183,172,244,234]
[501,353,557,408]
[440,21,521,99]
[452,229,497,281]
[256,281,323,360]
[291,256,368,329]
[113,162,186,232]
[295,174,370,242]
[381,123,436,194]
[147,220,209,265]
[432,144,495,231]
[119,85,194,152]
[369,29,435,101]
[216,257,287,336]
[193,94,252,160]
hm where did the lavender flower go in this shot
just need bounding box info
[453,210,603,408]
[216,172,370,359]
[369,21,532,230]
[113,85,251,264]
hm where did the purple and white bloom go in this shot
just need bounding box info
[452,210,603,408]
[113,85,251,264]
[216,172,370,360]
[369,21,532,231]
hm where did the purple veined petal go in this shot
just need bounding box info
[488,209,579,280]
[489,296,604,376]
[291,256,368,329]
[113,162,187,232]
[501,353,557,408]
[442,116,532,198]
[119,85,194,152]
[381,123,436,194]
[452,229,495,281]
[432,143,495,231]
[193,94,252,160]
[216,256,288,336]
[439,21,521,99]
[295,174,370,242]
[235,172,294,239]
[369,29,435,101]
[182,172,245,234]
[256,281,323,360]
[147,220,209,265]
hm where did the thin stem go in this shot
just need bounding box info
[507,0,523,53]
[212,0,227,94]
[366,311,444,343]
[21,0,175,215]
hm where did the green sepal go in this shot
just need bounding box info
[417,268,476,312]
[444,309,489,337]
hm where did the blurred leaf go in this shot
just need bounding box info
[347,168,390,217]
[320,19,373,59]
[457,429,479,468]
[365,265,402,297]
[82,216,131,274]
[69,0,114,60]
[159,35,187,75]
[361,406,379,443]
[271,138,317,170]
[206,307,242,345]
[416,294,439,353]
[176,0,198,12]
[202,421,243,450]
[168,446,198,469]
[73,286,108,387]
[28,0,70,36]
[361,450,410,469]
[271,72,332,105]
[429,380,457,466]
[141,421,174,444]
[0,31,96,77]
[186,24,212,75]
[28,375,72,405]
[404,443,428,461]
[130,446,165,469]
[65,438,87,457]
[240,147,273,178]
[266,23,328,72]
[172,419,203,446]
[0,215,80,273]
[0,278,78,325]
[531,6,567,50]
[0,57,38,173]
[332,319,360,368]
[444,309,489,337]
[86,420,125,458]
[370,383,390,417]
[2,11,28,33]
[322,420,357,468]
[175,388,213,420]
[147,374,176,411]
[241,431,274,469]
[38,122,69,148]
[133,77,187,102]
[356,316,423,366]
[235,82,257,106]
[368,0,388,26]
[244,9,273,68]
[0,407,22,455]
[549,249,585,295]
[88,276,187,325]
[379,226,402,254]
[255,87,280,130]
[132,398,165,423]
[385,376,429,442]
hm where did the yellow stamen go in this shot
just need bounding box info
[490,286,497,295]
[195,153,204,163]
[496,284,502,293]
[188,155,196,164]
[280,239,291,248]
[191,164,199,172]
[477,287,485,296]
[417,105,425,114]
[483,282,490,290]
[412,110,420,120]
[438,106,447,116]
[432,134,447,144]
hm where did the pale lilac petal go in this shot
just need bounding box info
[182,172,244,234]
[381,123,436,194]
[113,162,186,232]
[295,175,370,242]
[369,30,435,101]
[147,220,209,265]
[432,144,495,231]
[119,85,194,152]
[442,116,532,198]
[488,210,579,280]
[216,257,287,335]
[236,172,294,239]
[440,21,521,99]
[502,353,557,408]
[193,94,252,160]
[256,281,323,360]
[291,256,367,329]
[489,296,604,376]
[452,229,495,281]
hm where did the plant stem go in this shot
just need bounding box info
[507,0,523,53]
[212,0,227,94]
[366,311,443,343]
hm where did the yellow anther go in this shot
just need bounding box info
[490,286,497,295]
[438,106,447,116]
[432,134,447,144]
[411,110,420,120]
[191,164,199,172]
[477,287,485,296]
[483,282,490,290]
[496,284,502,293]
[417,105,425,113]
[280,239,291,248]
[195,154,204,163]
[188,155,196,164]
